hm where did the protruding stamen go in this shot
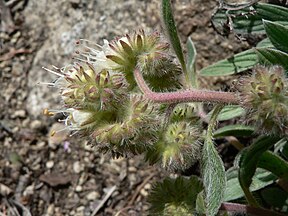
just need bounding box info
[42,67,64,77]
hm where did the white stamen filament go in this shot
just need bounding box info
[42,67,65,77]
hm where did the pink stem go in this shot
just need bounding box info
[134,69,239,104]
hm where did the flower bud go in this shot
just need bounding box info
[104,30,181,89]
[59,63,128,111]
[146,121,202,171]
[238,65,288,135]
[92,94,161,157]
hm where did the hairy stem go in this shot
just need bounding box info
[134,68,239,104]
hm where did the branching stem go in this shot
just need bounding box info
[134,68,239,104]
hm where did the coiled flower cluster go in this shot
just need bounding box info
[44,30,202,165]
[239,66,288,136]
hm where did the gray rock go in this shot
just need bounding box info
[25,0,156,117]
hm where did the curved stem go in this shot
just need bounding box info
[134,68,239,104]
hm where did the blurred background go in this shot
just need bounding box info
[0,0,264,215]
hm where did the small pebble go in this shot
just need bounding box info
[140,188,148,197]
[75,185,82,192]
[144,183,151,190]
[76,206,85,213]
[46,204,55,216]
[30,120,42,130]
[23,184,35,196]
[37,141,46,148]
[73,161,84,174]
[12,110,26,118]
[86,191,100,200]
[128,166,137,172]
[46,161,54,169]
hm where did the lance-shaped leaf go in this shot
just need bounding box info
[214,125,255,138]
[261,187,288,211]
[256,48,288,70]
[212,3,288,35]
[258,151,288,182]
[199,35,274,77]
[162,0,187,72]
[201,105,226,216]
[256,38,272,48]
[200,49,258,76]
[263,20,288,54]
[207,105,245,121]
[224,167,277,202]
[239,136,280,206]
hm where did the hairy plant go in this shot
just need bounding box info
[43,0,288,215]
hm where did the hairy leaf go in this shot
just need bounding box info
[162,0,186,72]
[201,105,226,216]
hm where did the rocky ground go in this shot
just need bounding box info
[0,0,262,215]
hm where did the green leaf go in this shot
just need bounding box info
[263,20,288,53]
[258,151,288,182]
[239,136,280,188]
[256,38,273,48]
[274,138,287,154]
[195,191,206,215]
[199,49,258,76]
[214,125,255,138]
[199,36,272,77]
[212,3,288,35]
[187,37,197,87]
[201,105,226,216]
[282,142,288,160]
[239,136,280,206]
[256,48,288,70]
[162,0,186,72]
[148,176,203,215]
[224,168,277,202]
[207,105,245,121]
[261,187,288,213]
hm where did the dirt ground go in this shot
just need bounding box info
[0,0,258,215]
